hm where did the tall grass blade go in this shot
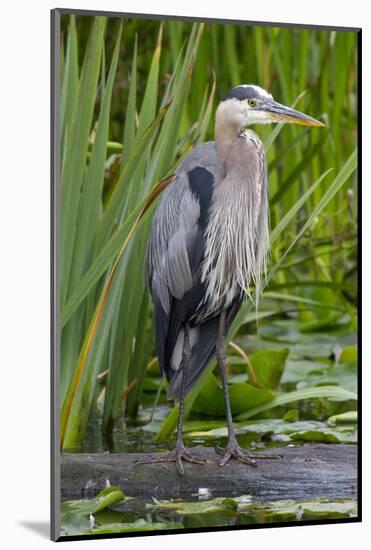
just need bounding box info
[68,23,123,295]
[60,176,172,447]
[61,17,106,305]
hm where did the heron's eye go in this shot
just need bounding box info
[248,98,257,108]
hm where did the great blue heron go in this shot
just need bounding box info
[145,84,323,475]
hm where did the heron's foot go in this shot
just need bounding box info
[215,442,258,467]
[215,441,282,467]
[135,444,207,476]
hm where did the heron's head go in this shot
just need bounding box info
[218,84,324,128]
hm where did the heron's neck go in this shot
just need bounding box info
[214,107,242,164]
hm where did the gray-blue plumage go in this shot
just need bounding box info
[142,84,323,474]
[146,134,269,400]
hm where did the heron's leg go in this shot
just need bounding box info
[215,311,279,467]
[171,321,207,473]
[135,322,206,475]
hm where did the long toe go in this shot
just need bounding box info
[182,452,207,465]
[136,447,207,475]
[175,453,185,476]
[175,448,207,474]
[215,444,260,467]
[233,448,258,467]
[219,450,233,467]
[247,453,283,460]
[135,452,177,465]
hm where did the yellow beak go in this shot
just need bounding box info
[265,100,325,127]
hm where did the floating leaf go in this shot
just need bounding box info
[300,500,357,518]
[229,384,275,415]
[148,495,357,522]
[192,374,275,417]
[291,430,341,443]
[61,517,182,536]
[250,348,289,389]
[60,512,91,536]
[91,519,182,534]
[282,409,299,422]
[61,486,126,516]
[327,411,358,426]
[148,497,241,515]
[238,498,357,521]
[183,418,357,443]
[296,363,357,394]
[339,346,358,364]
[281,359,329,385]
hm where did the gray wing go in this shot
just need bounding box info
[146,142,225,380]
[146,171,199,314]
[146,141,224,314]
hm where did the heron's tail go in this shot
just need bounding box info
[167,294,243,402]
[167,316,218,401]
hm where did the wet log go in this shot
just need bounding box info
[61,444,357,502]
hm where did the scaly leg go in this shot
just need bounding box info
[215,310,280,466]
[136,321,206,475]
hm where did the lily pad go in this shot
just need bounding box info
[61,486,126,516]
[192,373,274,417]
[339,346,358,363]
[148,496,242,515]
[327,411,358,426]
[300,500,357,518]
[290,430,340,443]
[240,498,357,522]
[250,348,289,389]
[282,409,299,422]
[61,517,182,536]
[229,383,275,415]
[91,519,183,534]
[183,418,357,443]
[281,359,329,385]
[258,324,302,344]
[295,363,357,394]
[148,496,357,523]
[289,331,357,360]
[60,512,91,536]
